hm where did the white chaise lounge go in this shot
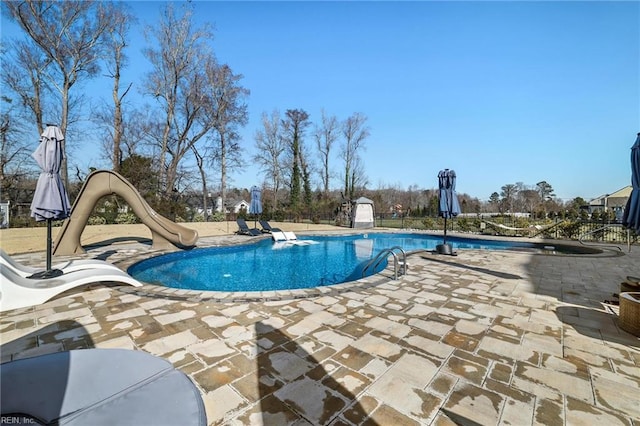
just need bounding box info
[271,231,315,247]
[1,249,122,278]
[283,231,298,241]
[271,231,301,242]
[271,231,288,242]
[1,263,142,312]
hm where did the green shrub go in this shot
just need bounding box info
[88,216,106,225]
[538,222,558,238]
[115,212,138,224]
[101,211,118,224]
[559,221,581,239]
[422,217,435,229]
[272,210,285,222]
[210,212,226,222]
[457,218,473,232]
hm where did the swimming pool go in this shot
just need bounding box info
[128,232,599,292]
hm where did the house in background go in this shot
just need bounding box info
[193,196,249,218]
[225,199,249,214]
[210,196,248,214]
[588,185,631,220]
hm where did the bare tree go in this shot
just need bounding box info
[142,3,214,195]
[253,110,286,209]
[96,107,151,166]
[520,188,540,215]
[1,39,50,136]
[349,155,369,197]
[314,110,339,197]
[282,109,310,214]
[5,0,117,187]
[1,96,35,193]
[101,3,135,173]
[341,112,370,200]
[202,62,249,214]
[190,144,210,219]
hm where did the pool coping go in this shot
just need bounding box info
[112,229,626,303]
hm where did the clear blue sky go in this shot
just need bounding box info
[3,1,639,202]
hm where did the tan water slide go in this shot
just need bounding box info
[53,170,198,255]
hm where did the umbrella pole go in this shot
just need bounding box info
[436,216,455,255]
[46,218,52,271]
[443,217,447,245]
[29,218,63,279]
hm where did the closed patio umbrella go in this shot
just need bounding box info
[437,169,461,255]
[622,133,640,234]
[249,185,262,228]
[30,125,71,278]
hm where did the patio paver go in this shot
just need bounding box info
[1,234,639,425]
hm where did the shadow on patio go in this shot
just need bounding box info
[253,321,378,425]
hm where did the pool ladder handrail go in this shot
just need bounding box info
[578,224,627,252]
[362,246,408,280]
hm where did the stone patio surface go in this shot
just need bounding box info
[1,231,639,425]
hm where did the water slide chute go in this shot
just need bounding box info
[53,170,198,255]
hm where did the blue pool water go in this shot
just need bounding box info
[128,233,580,292]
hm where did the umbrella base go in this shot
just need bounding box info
[27,269,64,279]
[436,243,456,256]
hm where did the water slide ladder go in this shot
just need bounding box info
[362,246,408,280]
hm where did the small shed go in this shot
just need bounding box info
[351,197,375,229]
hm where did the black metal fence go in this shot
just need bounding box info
[7,207,637,247]
[369,214,637,246]
[237,211,637,246]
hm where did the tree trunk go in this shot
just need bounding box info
[192,146,208,220]
[60,79,70,189]
[112,72,122,172]
[220,133,227,217]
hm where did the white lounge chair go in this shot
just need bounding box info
[1,264,143,312]
[1,249,122,278]
[271,231,288,242]
[271,231,302,241]
[271,231,317,247]
[283,231,298,241]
